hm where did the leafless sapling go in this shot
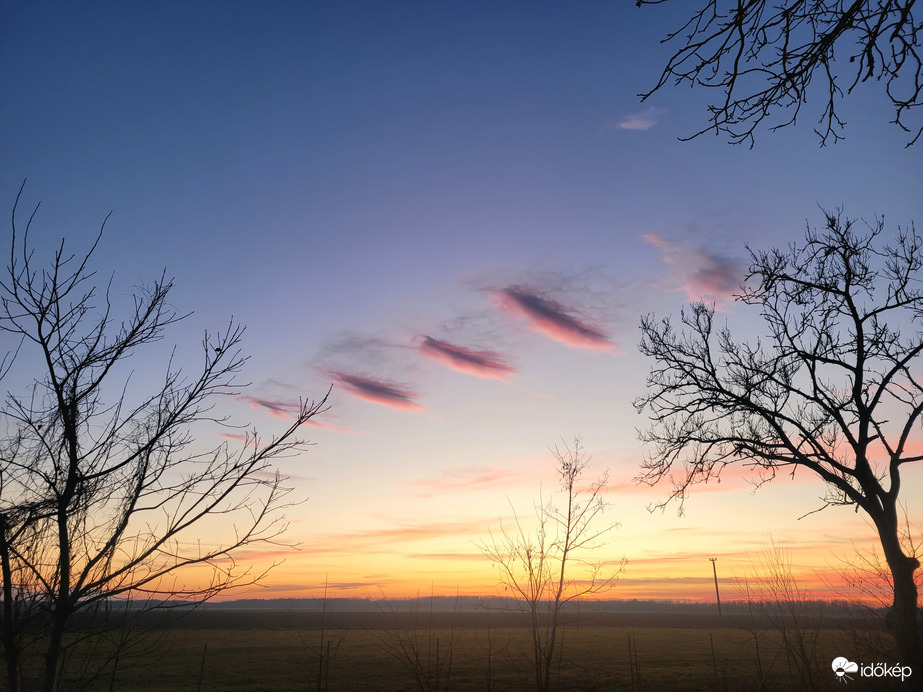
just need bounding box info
[480,438,624,692]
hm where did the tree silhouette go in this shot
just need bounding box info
[0,185,328,691]
[480,438,623,691]
[637,1,922,146]
[636,212,922,669]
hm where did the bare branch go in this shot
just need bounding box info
[638,1,922,146]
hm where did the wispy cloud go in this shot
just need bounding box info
[615,107,666,131]
[331,372,425,412]
[494,286,614,351]
[312,334,425,414]
[633,461,816,506]
[314,333,409,366]
[643,232,745,306]
[302,519,486,555]
[405,552,485,561]
[417,336,516,382]
[239,395,356,433]
[241,395,301,419]
[257,579,402,594]
[220,432,248,442]
[403,463,533,498]
[302,418,359,434]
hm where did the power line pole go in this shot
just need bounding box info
[709,557,722,615]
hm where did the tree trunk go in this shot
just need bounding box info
[42,503,72,692]
[0,517,20,692]
[41,610,68,692]
[877,511,923,670]
[885,554,922,667]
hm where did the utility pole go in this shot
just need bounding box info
[709,557,722,615]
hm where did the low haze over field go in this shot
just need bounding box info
[2,1,921,603]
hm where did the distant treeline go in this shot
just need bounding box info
[192,595,882,617]
[47,595,890,635]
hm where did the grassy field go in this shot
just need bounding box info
[37,609,906,691]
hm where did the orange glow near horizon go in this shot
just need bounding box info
[205,497,907,607]
[211,550,895,607]
[186,447,923,608]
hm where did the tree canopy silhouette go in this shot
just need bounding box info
[636,212,922,668]
[637,1,922,146]
[0,185,328,692]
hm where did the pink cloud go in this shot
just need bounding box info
[687,255,743,299]
[643,232,745,306]
[331,372,425,412]
[240,395,356,433]
[636,459,818,503]
[302,418,359,435]
[241,395,300,419]
[220,432,248,442]
[403,463,533,498]
[417,336,516,382]
[301,519,486,556]
[494,286,614,351]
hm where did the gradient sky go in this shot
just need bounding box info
[2,1,922,604]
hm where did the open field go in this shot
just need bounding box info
[29,608,909,691]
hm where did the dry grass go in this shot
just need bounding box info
[45,609,899,691]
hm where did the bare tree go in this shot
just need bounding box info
[372,588,459,692]
[480,438,623,691]
[0,185,328,692]
[735,540,826,690]
[295,577,346,692]
[635,211,922,669]
[637,1,922,146]
[472,602,512,692]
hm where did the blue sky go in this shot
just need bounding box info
[2,1,922,599]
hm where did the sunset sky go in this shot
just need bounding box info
[2,2,922,604]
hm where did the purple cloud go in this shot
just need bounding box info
[239,395,356,433]
[417,336,516,382]
[643,232,746,305]
[241,395,300,419]
[331,372,425,412]
[494,286,614,351]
